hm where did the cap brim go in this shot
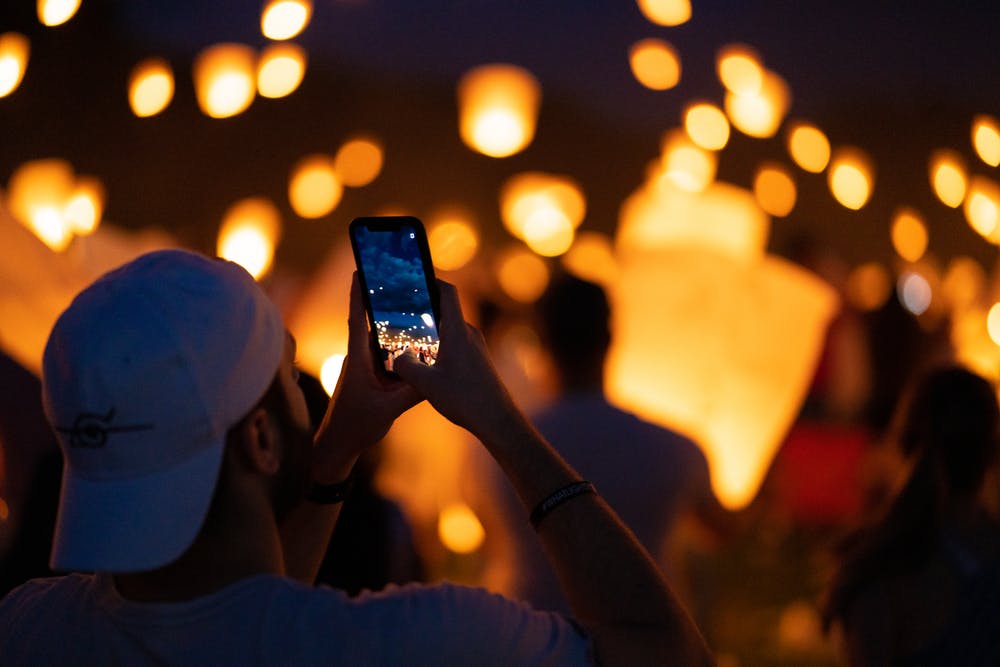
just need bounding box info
[50,439,225,573]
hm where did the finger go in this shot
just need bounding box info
[347,272,372,360]
[393,348,433,391]
[435,280,467,340]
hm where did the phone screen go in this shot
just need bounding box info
[350,217,440,375]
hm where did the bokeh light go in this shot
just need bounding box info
[261,0,312,41]
[128,58,174,118]
[964,175,1000,241]
[289,155,342,219]
[658,129,717,193]
[63,176,105,236]
[786,122,830,173]
[942,256,985,312]
[628,38,681,91]
[193,43,257,119]
[6,158,76,252]
[890,207,928,263]
[500,172,586,245]
[561,230,618,286]
[256,43,306,98]
[846,262,892,312]
[828,147,874,210]
[333,136,384,188]
[320,353,346,396]
[753,163,796,217]
[972,115,1000,167]
[716,44,764,96]
[0,32,30,98]
[929,149,968,209]
[457,64,540,158]
[437,502,486,554]
[724,69,790,139]
[216,197,282,279]
[497,246,550,303]
[636,0,691,27]
[684,102,730,151]
[427,211,479,271]
[987,304,1000,346]
[37,0,81,27]
[898,270,932,316]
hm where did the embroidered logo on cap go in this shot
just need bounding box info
[56,409,153,449]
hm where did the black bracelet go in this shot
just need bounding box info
[304,470,355,504]
[529,480,597,529]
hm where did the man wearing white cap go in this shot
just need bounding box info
[0,249,711,666]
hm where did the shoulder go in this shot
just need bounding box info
[0,574,100,658]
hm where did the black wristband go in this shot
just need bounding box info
[304,471,355,504]
[529,481,597,529]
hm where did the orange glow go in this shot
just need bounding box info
[320,353,346,396]
[987,304,1000,346]
[333,136,384,187]
[0,32,30,98]
[724,69,790,139]
[753,163,796,217]
[636,0,691,26]
[500,172,586,245]
[628,38,681,91]
[561,231,618,287]
[522,209,575,257]
[438,502,486,554]
[658,129,717,193]
[261,0,312,41]
[942,256,985,312]
[128,58,174,118]
[786,122,830,173]
[289,155,342,219]
[6,158,76,252]
[964,175,1000,241]
[63,176,105,236]
[216,197,282,279]
[497,247,550,303]
[828,147,874,210]
[256,43,306,98]
[898,270,933,316]
[952,307,1000,383]
[193,44,256,119]
[929,150,968,208]
[457,64,540,158]
[846,262,892,312]
[973,115,1000,167]
[37,0,81,27]
[716,44,764,95]
[427,213,479,271]
[890,207,928,263]
[684,102,730,151]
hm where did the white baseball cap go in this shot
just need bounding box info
[42,249,286,573]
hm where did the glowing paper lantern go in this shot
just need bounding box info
[561,231,618,287]
[128,58,174,118]
[6,158,76,252]
[786,122,830,173]
[63,176,105,236]
[929,150,968,209]
[952,307,1000,383]
[964,176,1000,242]
[716,44,764,96]
[612,181,837,509]
[256,43,306,98]
[497,247,549,303]
[0,32,30,98]
[828,147,874,210]
[261,0,312,41]
[897,270,932,316]
[438,502,485,554]
[846,262,892,312]
[628,39,681,91]
[320,353,346,396]
[942,256,985,312]
[37,0,81,27]
[890,207,928,263]
[636,0,691,26]
[684,102,730,151]
[658,129,717,193]
[753,163,796,217]
[216,197,282,279]
[973,115,1000,167]
[500,172,586,247]
[333,136,384,187]
[987,304,1000,346]
[457,64,540,158]
[427,213,479,271]
[289,155,342,219]
[193,44,256,119]
[724,69,790,139]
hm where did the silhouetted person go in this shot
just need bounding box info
[823,365,1000,665]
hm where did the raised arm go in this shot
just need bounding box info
[394,281,713,667]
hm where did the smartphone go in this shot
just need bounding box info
[349,216,441,378]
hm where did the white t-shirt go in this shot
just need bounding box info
[0,573,593,665]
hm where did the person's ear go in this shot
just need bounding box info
[234,406,283,476]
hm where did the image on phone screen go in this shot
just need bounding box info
[353,221,440,373]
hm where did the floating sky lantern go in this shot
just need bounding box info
[972,115,1000,168]
[964,175,1000,241]
[437,502,485,554]
[128,58,174,118]
[63,176,105,236]
[897,270,933,316]
[193,44,257,119]
[845,262,892,312]
[333,136,384,188]
[628,39,681,91]
[261,0,312,41]
[457,64,540,158]
[561,230,618,287]
[684,102,730,151]
[611,179,837,509]
[37,0,81,27]
[320,353,346,396]
[216,197,282,279]
[724,68,790,139]
[929,149,968,208]
[942,256,985,313]
[289,154,342,219]
[497,246,550,303]
[753,162,796,217]
[890,207,928,263]
[427,211,479,272]
[499,172,585,256]
[828,147,874,210]
[716,44,764,96]
[256,43,306,98]
[636,0,691,27]
[0,33,29,99]
[987,304,1000,346]
[952,306,1000,383]
[6,158,76,252]
[786,122,831,173]
[658,129,717,193]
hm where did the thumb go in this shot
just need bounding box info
[393,348,434,392]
